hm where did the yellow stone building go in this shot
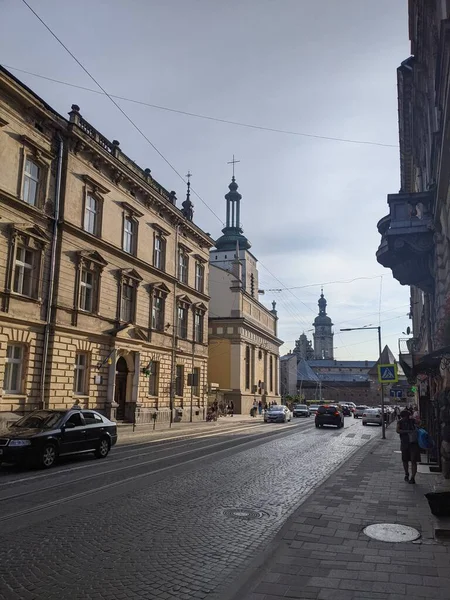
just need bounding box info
[208,176,282,414]
[0,67,213,424]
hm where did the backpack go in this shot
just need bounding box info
[418,428,434,450]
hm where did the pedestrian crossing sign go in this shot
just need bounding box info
[377,364,398,383]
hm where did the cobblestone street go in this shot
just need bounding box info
[0,418,378,599]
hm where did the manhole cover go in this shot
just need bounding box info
[363,523,420,543]
[222,508,268,521]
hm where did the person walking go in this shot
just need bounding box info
[228,400,234,417]
[258,400,263,416]
[396,409,421,484]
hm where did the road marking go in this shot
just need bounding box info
[0,421,310,496]
[0,421,312,521]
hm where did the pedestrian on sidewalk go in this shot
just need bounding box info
[396,409,420,484]
[258,400,262,415]
[228,400,234,417]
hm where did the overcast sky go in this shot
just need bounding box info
[0,0,411,360]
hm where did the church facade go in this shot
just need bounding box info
[208,175,283,414]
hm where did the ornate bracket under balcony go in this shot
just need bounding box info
[376,191,434,292]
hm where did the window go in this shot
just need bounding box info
[74,353,88,395]
[154,234,166,270]
[152,295,165,331]
[178,248,189,284]
[84,194,98,235]
[148,361,159,396]
[83,411,103,425]
[3,344,24,394]
[13,246,35,297]
[177,305,188,339]
[79,268,95,312]
[195,262,204,293]
[123,216,136,254]
[193,367,200,397]
[121,282,135,322]
[22,158,40,206]
[245,345,250,390]
[194,311,204,343]
[175,365,184,397]
[66,412,84,427]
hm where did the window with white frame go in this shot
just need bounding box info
[152,294,165,331]
[22,158,40,206]
[79,268,95,312]
[121,282,135,322]
[194,310,204,343]
[74,352,88,395]
[148,361,159,396]
[177,305,188,339]
[13,246,35,297]
[178,248,189,284]
[123,215,137,255]
[84,194,99,235]
[153,234,166,270]
[195,262,204,293]
[3,344,25,394]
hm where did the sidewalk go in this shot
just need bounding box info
[116,413,264,444]
[234,429,450,600]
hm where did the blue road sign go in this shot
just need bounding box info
[377,364,398,383]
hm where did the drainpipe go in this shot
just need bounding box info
[40,132,64,410]
[169,224,180,427]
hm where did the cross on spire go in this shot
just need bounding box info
[227,154,240,178]
[185,170,192,198]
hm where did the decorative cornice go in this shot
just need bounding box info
[121,201,144,218]
[82,174,110,195]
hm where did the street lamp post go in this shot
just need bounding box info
[340,325,385,440]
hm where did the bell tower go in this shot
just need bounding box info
[313,289,334,359]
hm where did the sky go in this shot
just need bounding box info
[0,0,412,361]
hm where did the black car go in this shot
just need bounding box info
[0,408,118,469]
[315,405,345,429]
[341,405,352,417]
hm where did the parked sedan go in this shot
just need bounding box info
[264,405,292,423]
[362,409,383,426]
[0,408,118,468]
[293,404,310,418]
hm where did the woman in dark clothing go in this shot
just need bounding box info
[396,410,420,484]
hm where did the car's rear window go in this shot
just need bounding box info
[295,405,307,409]
[317,406,339,415]
[356,406,367,410]
[366,409,380,414]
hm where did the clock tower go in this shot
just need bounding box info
[313,290,334,360]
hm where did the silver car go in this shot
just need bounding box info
[354,405,369,419]
[362,409,382,426]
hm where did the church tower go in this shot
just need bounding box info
[210,173,259,297]
[313,290,334,359]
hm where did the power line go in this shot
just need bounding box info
[17,2,223,224]
[3,63,399,150]
[266,275,382,291]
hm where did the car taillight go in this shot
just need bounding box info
[363,413,367,417]
[335,411,339,416]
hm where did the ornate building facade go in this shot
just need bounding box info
[0,66,213,424]
[208,176,283,413]
[375,1,450,471]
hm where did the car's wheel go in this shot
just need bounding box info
[95,437,110,459]
[362,422,367,426]
[40,443,57,469]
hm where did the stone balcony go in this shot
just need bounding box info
[376,190,435,292]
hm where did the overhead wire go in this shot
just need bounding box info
[2,64,399,149]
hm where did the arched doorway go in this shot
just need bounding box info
[115,356,129,421]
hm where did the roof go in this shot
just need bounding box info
[297,359,319,382]
[317,373,371,383]
[307,360,376,369]
[368,346,402,376]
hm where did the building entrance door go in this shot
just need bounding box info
[115,356,128,421]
